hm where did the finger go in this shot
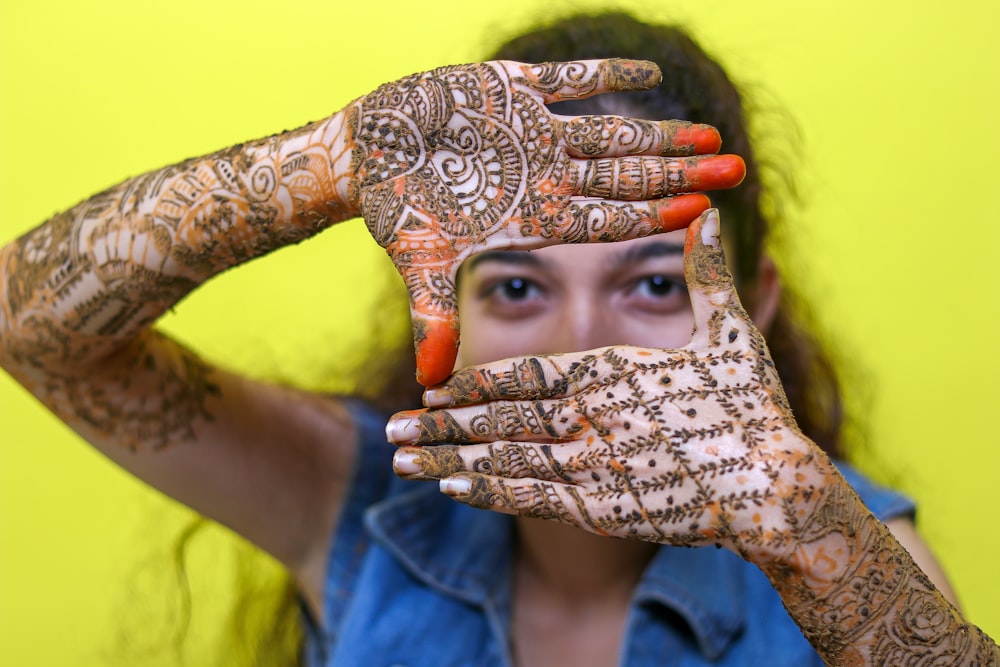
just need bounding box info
[386,398,593,445]
[515,192,708,246]
[438,473,591,529]
[682,209,753,348]
[393,441,575,483]
[572,154,746,200]
[505,58,661,103]
[424,348,651,407]
[561,116,721,158]
[401,268,460,387]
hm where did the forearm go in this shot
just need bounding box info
[758,470,998,665]
[0,110,356,373]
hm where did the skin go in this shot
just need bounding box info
[390,210,998,665]
[0,59,740,631]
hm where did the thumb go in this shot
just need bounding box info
[683,209,750,347]
[408,290,460,388]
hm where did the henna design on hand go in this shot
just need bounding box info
[392,210,798,549]
[390,209,1000,663]
[345,59,744,386]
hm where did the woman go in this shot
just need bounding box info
[0,12,992,667]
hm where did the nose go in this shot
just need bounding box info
[553,292,620,354]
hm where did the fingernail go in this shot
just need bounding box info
[701,209,720,248]
[424,387,454,408]
[440,477,472,496]
[385,418,421,444]
[393,449,422,475]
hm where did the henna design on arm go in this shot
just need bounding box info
[761,474,999,665]
[1,112,356,448]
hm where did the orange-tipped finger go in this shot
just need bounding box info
[414,318,460,387]
[672,123,722,155]
[652,193,712,233]
[685,154,746,191]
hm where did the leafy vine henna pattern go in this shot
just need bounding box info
[345,58,745,385]
[390,210,999,664]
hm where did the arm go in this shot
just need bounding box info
[387,209,997,664]
[1,59,743,605]
[0,111,362,590]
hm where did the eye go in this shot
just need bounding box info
[492,277,538,302]
[636,274,682,298]
[475,275,548,319]
[625,273,689,314]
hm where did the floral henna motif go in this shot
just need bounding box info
[345,59,744,385]
[763,473,999,665]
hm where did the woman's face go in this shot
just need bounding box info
[455,230,695,368]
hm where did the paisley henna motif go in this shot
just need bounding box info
[345,59,743,385]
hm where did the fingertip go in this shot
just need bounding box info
[415,320,460,387]
[701,208,721,248]
[440,477,473,497]
[601,58,661,92]
[674,124,722,155]
[688,154,746,190]
[655,193,711,232]
[684,208,718,255]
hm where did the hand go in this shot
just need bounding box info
[345,59,746,385]
[386,209,829,559]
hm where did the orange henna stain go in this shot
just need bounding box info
[686,155,746,190]
[810,547,838,576]
[672,124,722,154]
[415,318,460,386]
[659,194,710,233]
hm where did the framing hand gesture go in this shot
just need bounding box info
[347,60,745,385]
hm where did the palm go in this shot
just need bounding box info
[346,59,743,385]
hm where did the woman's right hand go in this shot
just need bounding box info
[343,59,746,386]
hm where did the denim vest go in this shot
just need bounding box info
[304,402,916,666]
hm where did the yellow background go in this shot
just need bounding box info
[2,0,998,663]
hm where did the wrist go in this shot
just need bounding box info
[247,110,359,229]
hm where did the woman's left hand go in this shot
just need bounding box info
[386,209,835,559]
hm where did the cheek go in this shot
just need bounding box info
[619,309,697,349]
[455,312,553,368]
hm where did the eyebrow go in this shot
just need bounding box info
[464,250,542,272]
[464,239,684,273]
[616,240,684,265]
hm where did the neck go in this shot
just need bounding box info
[514,517,657,603]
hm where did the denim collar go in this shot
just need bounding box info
[365,480,745,660]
